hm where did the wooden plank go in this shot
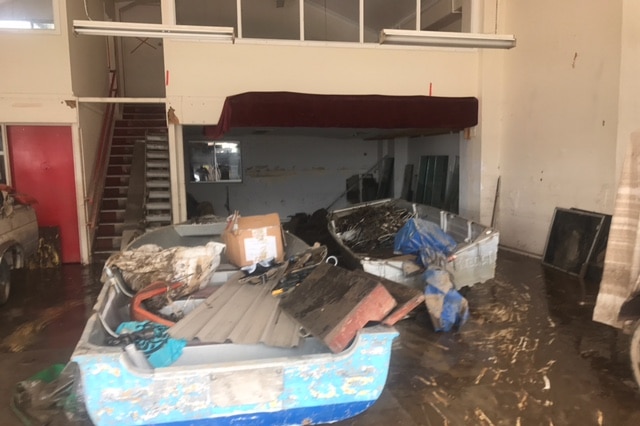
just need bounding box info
[279,263,397,353]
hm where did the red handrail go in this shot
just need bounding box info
[87,69,118,245]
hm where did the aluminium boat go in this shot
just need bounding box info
[71,222,398,426]
[328,198,499,290]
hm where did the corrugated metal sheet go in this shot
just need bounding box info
[169,264,302,348]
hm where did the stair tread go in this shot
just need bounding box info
[148,152,169,159]
[146,135,168,141]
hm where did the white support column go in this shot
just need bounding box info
[168,123,184,224]
[72,123,91,264]
[161,0,176,25]
[359,0,364,43]
[300,0,305,40]
[174,125,188,222]
[237,0,243,38]
[461,0,481,33]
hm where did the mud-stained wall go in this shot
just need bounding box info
[185,132,461,220]
[494,0,623,255]
[185,134,381,219]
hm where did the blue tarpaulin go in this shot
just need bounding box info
[394,218,457,267]
[423,268,470,332]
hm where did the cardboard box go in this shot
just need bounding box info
[222,213,285,267]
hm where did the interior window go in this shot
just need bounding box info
[174,0,465,42]
[304,0,358,42]
[176,0,237,33]
[188,141,242,183]
[421,0,462,32]
[241,0,300,40]
[0,0,54,30]
[363,0,416,43]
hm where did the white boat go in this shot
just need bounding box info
[328,199,500,290]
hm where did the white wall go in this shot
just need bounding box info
[186,132,463,221]
[0,0,75,123]
[7,0,632,260]
[161,38,482,226]
[66,0,112,195]
[186,134,381,218]
[163,41,479,124]
[496,0,623,255]
[408,133,460,159]
[0,0,113,263]
[458,1,509,227]
[616,1,640,178]
[67,0,111,98]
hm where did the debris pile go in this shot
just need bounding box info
[333,204,414,254]
[95,201,495,370]
[98,238,425,367]
[328,200,501,333]
[102,241,225,297]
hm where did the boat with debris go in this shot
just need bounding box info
[328,199,499,290]
[71,222,399,426]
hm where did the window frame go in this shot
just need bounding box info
[0,0,59,34]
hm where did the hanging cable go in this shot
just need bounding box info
[83,0,93,20]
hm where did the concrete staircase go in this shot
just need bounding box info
[93,104,170,262]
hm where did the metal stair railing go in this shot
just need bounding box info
[86,70,118,249]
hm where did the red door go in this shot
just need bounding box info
[7,126,81,263]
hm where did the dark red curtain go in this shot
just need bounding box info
[204,92,478,139]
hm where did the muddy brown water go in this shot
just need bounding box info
[1,251,639,426]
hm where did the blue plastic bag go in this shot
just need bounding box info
[394,218,457,267]
[423,269,469,332]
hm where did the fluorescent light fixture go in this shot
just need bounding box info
[380,29,516,49]
[73,20,234,42]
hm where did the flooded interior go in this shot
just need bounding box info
[1,249,639,425]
